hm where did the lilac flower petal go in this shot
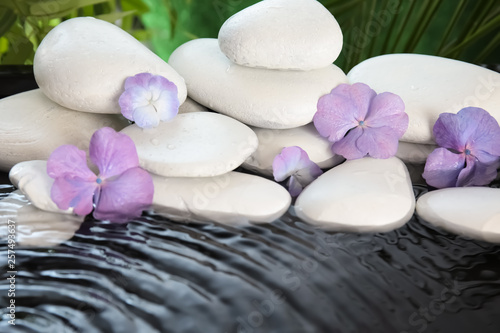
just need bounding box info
[331,126,366,160]
[273,146,315,182]
[51,177,98,215]
[94,167,154,222]
[314,83,376,142]
[124,72,153,90]
[89,127,139,179]
[287,176,304,197]
[422,148,465,188]
[456,155,500,187]
[433,112,470,152]
[365,92,408,137]
[47,145,96,180]
[133,104,160,129]
[355,126,401,159]
[119,85,151,121]
[155,89,180,122]
[460,107,500,157]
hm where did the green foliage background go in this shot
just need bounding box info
[0,0,499,73]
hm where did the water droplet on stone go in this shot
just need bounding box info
[151,139,160,146]
[167,144,175,150]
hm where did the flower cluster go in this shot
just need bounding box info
[48,127,154,222]
[423,107,500,188]
[313,82,408,160]
[119,73,179,129]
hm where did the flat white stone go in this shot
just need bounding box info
[243,123,344,176]
[347,54,500,144]
[178,97,209,114]
[295,157,415,232]
[169,38,347,129]
[151,172,291,224]
[0,89,128,172]
[121,112,258,177]
[416,187,500,243]
[218,0,342,70]
[34,17,187,114]
[9,160,72,214]
[396,141,437,164]
[0,191,84,247]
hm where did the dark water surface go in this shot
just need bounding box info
[1,177,500,333]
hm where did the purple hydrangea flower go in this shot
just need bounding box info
[47,127,154,222]
[423,107,500,188]
[272,146,323,196]
[313,82,408,160]
[119,73,179,129]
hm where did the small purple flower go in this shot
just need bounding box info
[47,127,154,222]
[423,107,500,188]
[119,73,179,129]
[272,146,323,196]
[313,82,408,160]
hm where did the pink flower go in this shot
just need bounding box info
[119,73,179,129]
[313,83,408,160]
[47,127,154,222]
[423,107,500,188]
[272,146,323,196]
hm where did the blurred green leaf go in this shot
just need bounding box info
[0,7,16,38]
[1,21,34,64]
[96,9,136,23]
[29,0,108,18]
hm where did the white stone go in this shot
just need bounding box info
[416,187,500,243]
[34,17,187,114]
[243,123,344,176]
[169,38,347,129]
[121,112,258,177]
[347,54,500,144]
[218,0,342,70]
[178,97,209,114]
[9,160,72,214]
[396,141,437,164]
[295,157,415,232]
[0,89,128,172]
[151,172,291,224]
[0,191,84,247]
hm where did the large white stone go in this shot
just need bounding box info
[347,54,500,144]
[9,160,71,214]
[169,38,347,129]
[396,141,437,164]
[121,112,258,177]
[0,191,84,247]
[151,172,291,224]
[416,187,500,243]
[295,157,415,232]
[34,17,187,114]
[218,0,342,70]
[243,123,344,176]
[0,89,128,172]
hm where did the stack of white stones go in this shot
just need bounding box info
[169,0,347,178]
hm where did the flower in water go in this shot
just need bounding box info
[47,127,154,222]
[272,146,323,196]
[313,82,408,160]
[423,107,500,188]
[119,73,179,129]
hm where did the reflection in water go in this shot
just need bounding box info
[1,185,500,333]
